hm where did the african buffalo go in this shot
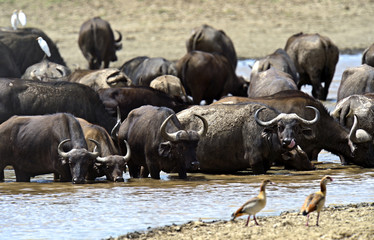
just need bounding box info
[0,78,116,133]
[68,68,132,91]
[78,118,130,182]
[176,51,248,104]
[362,43,374,67]
[78,17,122,69]
[21,59,71,81]
[0,113,100,183]
[214,90,374,168]
[248,67,298,97]
[186,24,237,70]
[250,48,299,84]
[118,106,208,179]
[150,75,190,103]
[285,32,339,100]
[331,93,374,133]
[337,64,374,101]
[97,86,191,120]
[0,27,66,75]
[176,103,319,174]
[119,56,177,86]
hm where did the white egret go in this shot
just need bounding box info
[11,10,18,30]
[37,37,51,57]
[18,10,27,27]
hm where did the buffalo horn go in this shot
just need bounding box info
[349,115,372,143]
[57,139,71,158]
[96,156,107,163]
[88,138,101,158]
[115,30,122,43]
[110,106,122,139]
[255,106,320,127]
[160,114,179,142]
[194,114,208,137]
[123,140,131,162]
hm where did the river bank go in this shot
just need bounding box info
[111,202,374,240]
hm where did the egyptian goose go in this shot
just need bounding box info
[231,179,273,226]
[300,175,333,226]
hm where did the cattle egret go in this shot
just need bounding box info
[300,175,333,226]
[231,179,273,226]
[11,10,18,30]
[18,10,27,27]
[37,37,51,57]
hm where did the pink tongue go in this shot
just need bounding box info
[288,139,295,148]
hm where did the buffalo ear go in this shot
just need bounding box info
[262,125,276,137]
[301,127,315,140]
[158,142,172,157]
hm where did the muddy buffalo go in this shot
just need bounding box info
[177,103,319,174]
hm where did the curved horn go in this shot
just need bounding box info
[96,156,108,163]
[160,114,179,142]
[194,114,208,137]
[110,106,122,139]
[57,139,71,158]
[123,140,131,162]
[296,106,320,125]
[88,138,101,158]
[349,115,372,143]
[254,107,279,127]
[115,30,122,43]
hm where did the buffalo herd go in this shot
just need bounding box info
[1,17,374,184]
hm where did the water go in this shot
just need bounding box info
[1,54,372,240]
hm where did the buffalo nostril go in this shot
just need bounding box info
[72,178,85,184]
[115,177,124,182]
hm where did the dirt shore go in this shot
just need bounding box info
[1,0,374,71]
[111,202,374,240]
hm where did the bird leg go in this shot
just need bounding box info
[306,214,310,226]
[316,212,320,226]
[253,215,260,225]
[245,215,251,226]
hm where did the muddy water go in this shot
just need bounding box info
[1,54,373,240]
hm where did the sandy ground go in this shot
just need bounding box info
[1,0,374,71]
[111,203,374,240]
[1,1,373,239]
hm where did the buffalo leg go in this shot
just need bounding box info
[147,162,160,179]
[14,169,31,182]
[140,166,149,178]
[128,162,141,178]
[0,170,4,182]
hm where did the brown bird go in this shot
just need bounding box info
[231,179,273,226]
[300,175,333,226]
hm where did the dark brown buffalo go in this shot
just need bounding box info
[177,103,319,174]
[119,56,177,86]
[68,68,132,91]
[0,113,100,183]
[186,24,238,70]
[0,78,116,133]
[285,32,339,100]
[251,48,299,84]
[214,90,374,168]
[362,43,374,67]
[0,27,66,75]
[97,86,191,120]
[118,106,208,179]
[248,67,298,97]
[78,17,122,69]
[337,64,374,101]
[176,51,248,104]
[21,59,71,81]
[78,118,130,182]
